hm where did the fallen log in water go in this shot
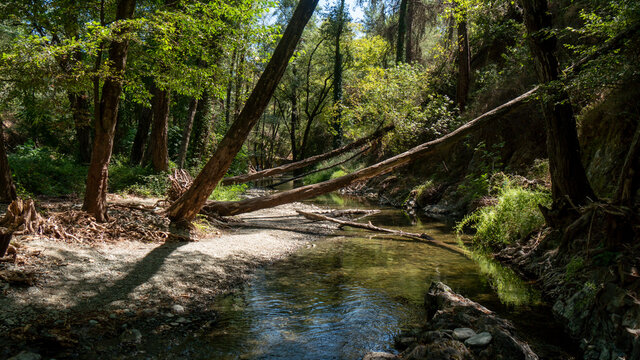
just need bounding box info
[297,210,468,256]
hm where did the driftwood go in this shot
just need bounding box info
[221,125,394,186]
[167,169,194,201]
[268,146,369,189]
[297,210,468,256]
[0,199,45,257]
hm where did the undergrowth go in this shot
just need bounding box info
[456,178,551,248]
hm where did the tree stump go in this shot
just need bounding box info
[0,199,45,257]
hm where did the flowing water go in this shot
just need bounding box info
[173,193,572,359]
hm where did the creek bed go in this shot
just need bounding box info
[160,193,574,359]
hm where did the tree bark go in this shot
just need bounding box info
[520,0,595,204]
[332,0,345,149]
[177,97,199,169]
[83,0,136,222]
[149,83,170,172]
[166,0,320,223]
[0,121,17,203]
[68,92,93,163]
[204,88,539,216]
[130,104,153,165]
[456,15,471,112]
[290,85,299,162]
[221,125,394,186]
[615,124,640,207]
[396,0,408,64]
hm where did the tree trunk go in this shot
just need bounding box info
[166,0,320,223]
[204,88,539,216]
[222,125,394,186]
[615,124,640,207]
[332,0,345,149]
[177,97,199,169]
[520,0,595,204]
[68,92,93,163]
[456,16,471,112]
[149,84,170,172]
[0,121,17,203]
[290,89,299,162]
[396,0,408,64]
[191,96,213,163]
[130,104,153,165]
[83,0,136,222]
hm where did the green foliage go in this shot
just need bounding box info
[210,183,248,202]
[456,179,551,248]
[565,256,586,281]
[345,63,459,153]
[8,142,86,197]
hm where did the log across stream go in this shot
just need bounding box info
[149,193,575,359]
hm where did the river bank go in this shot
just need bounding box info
[0,194,338,359]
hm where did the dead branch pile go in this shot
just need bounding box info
[42,204,171,243]
[167,169,194,201]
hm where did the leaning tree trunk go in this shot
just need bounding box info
[520,0,595,204]
[456,13,471,112]
[177,97,199,169]
[83,0,136,222]
[204,88,539,216]
[0,121,16,203]
[166,0,320,223]
[130,104,153,165]
[149,84,170,172]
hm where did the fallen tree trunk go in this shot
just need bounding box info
[201,25,636,219]
[203,87,539,216]
[268,146,369,188]
[222,125,393,186]
[297,210,468,256]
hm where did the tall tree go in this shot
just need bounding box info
[83,0,137,221]
[331,0,347,148]
[520,0,595,204]
[456,2,470,112]
[396,0,408,63]
[177,97,199,169]
[167,0,320,223]
[130,103,153,165]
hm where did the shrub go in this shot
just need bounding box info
[8,142,87,197]
[210,183,248,201]
[456,179,551,247]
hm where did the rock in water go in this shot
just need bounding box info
[8,352,41,360]
[465,332,492,347]
[453,327,476,340]
[362,352,399,360]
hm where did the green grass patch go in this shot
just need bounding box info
[456,179,551,247]
[210,183,248,201]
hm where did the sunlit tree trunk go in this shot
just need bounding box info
[520,0,595,204]
[166,0,320,223]
[83,0,136,222]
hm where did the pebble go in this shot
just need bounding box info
[120,328,142,345]
[5,318,16,326]
[88,320,99,326]
[176,317,190,324]
[171,304,185,314]
[109,313,117,319]
[453,327,476,341]
[464,332,492,347]
[8,352,41,360]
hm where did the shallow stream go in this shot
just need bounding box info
[175,193,572,359]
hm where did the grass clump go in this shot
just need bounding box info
[8,143,87,197]
[456,179,551,248]
[210,183,248,201]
